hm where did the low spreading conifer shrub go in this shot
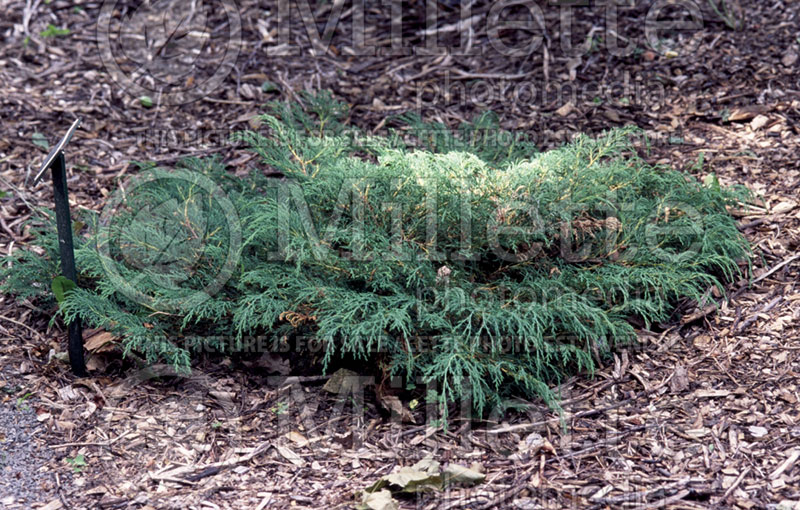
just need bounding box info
[2,93,750,419]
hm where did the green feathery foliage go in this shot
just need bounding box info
[1,92,750,421]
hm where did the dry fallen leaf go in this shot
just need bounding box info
[377,393,416,424]
[441,464,485,486]
[383,467,442,493]
[39,499,63,510]
[247,353,290,375]
[322,368,365,394]
[612,351,629,380]
[57,385,80,402]
[670,364,690,393]
[772,201,797,215]
[55,420,77,431]
[750,114,769,130]
[510,432,557,461]
[603,108,621,122]
[361,489,399,510]
[83,330,117,352]
[555,102,574,117]
[727,105,767,122]
[285,430,308,445]
[275,445,305,467]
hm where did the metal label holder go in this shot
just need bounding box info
[34,118,87,377]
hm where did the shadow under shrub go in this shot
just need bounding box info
[2,93,750,422]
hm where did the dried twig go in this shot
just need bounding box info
[736,295,783,333]
[714,467,750,504]
[750,254,800,285]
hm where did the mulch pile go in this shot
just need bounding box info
[1,0,799,508]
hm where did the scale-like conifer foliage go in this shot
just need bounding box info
[2,93,750,419]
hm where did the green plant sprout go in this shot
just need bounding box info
[691,152,706,173]
[16,392,33,411]
[65,454,87,473]
[270,402,289,415]
[40,24,70,38]
[707,0,744,30]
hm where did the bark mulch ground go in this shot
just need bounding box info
[1,0,800,508]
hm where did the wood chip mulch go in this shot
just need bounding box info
[1,0,799,508]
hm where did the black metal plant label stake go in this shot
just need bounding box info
[33,118,87,377]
